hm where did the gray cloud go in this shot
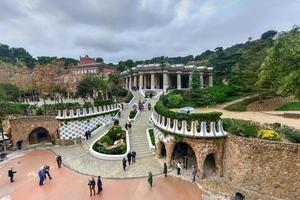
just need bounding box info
[0,0,299,63]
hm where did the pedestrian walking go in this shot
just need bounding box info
[88,178,96,197]
[163,163,168,177]
[128,122,132,130]
[56,155,62,168]
[177,161,183,175]
[131,151,136,163]
[8,168,16,182]
[191,165,197,183]
[88,130,91,138]
[148,103,151,110]
[44,165,52,180]
[148,172,153,188]
[127,152,132,165]
[122,158,127,171]
[184,155,188,170]
[38,168,45,186]
[85,131,89,140]
[97,176,103,195]
[125,122,128,130]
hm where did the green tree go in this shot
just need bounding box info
[257,27,300,98]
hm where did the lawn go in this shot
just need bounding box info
[275,101,300,111]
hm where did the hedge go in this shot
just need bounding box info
[154,101,222,122]
[125,91,133,103]
[94,99,113,107]
[129,110,137,119]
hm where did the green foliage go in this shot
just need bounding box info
[76,76,108,99]
[125,91,133,103]
[275,101,300,111]
[0,83,20,101]
[92,125,127,155]
[129,110,137,119]
[208,84,243,104]
[148,129,156,147]
[166,94,183,108]
[117,88,128,97]
[94,99,113,107]
[154,101,222,122]
[278,125,300,143]
[36,107,44,115]
[100,135,113,145]
[222,118,259,138]
[257,27,300,98]
[224,96,261,111]
[174,134,183,142]
[0,101,29,118]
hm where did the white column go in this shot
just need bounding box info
[125,77,128,89]
[200,72,204,88]
[151,73,155,89]
[209,74,213,87]
[177,73,181,89]
[189,74,192,87]
[129,75,132,90]
[139,74,143,90]
[163,72,168,91]
[143,75,147,89]
[133,75,137,88]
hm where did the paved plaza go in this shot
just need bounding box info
[0,150,215,200]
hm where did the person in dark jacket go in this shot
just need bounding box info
[127,152,132,165]
[85,131,89,140]
[122,158,127,171]
[97,176,103,195]
[38,168,45,186]
[148,172,153,188]
[131,151,136,163]
[88,130,91,138]
[44,165,52,180]
[88,178,96,197]
[163,163,168,177]
[56,155,62,168]
[8,168,16,182]
[148,103,151,110]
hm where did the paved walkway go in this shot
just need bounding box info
[0,150,219,200]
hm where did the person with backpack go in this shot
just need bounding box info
[88,178,96,197]
[8,168,16,182]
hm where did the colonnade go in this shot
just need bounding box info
[123,71,213,91]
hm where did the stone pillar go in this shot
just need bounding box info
[176,73,181,89]
[129,75,132,90]
[125,77,128,90]
[189,73,192,88]
[209,73,213,87]
[163,72,169,91]
[143,75,147,89]
[133,75,137,88]
[139,74,143,90]
[151,73,155,89]
[165,140,176,168]
[200,72,204,88]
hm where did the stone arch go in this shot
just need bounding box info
[203,153,216,178]
[28,127,52,145]
[170,141,198,169]
[156,140,167,158]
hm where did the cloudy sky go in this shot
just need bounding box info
[0,0,299,63]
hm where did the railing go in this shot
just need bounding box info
[151,111,227,138]
[56,103,122,120]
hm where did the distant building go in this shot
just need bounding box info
[61,55,115,94]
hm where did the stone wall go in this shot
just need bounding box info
[223,134,300,199]
[9,116,59,146]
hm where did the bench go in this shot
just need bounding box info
[284,113,300,119]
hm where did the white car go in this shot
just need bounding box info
[179,107,194,113]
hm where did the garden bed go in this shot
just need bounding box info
[223,118,300,143]
[128,109,139,122]
[276,101,300,111]
[146,128,156,154]
[89,125,130,160]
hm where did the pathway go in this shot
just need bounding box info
[0,150,218,200]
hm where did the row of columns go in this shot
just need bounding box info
[123,72,213,90]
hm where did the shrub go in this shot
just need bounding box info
[94,99,113,107]
[125,91,133,103]
[277,125,300,143]
[276,101,300,111]
[117,88,128,97]
[223,118,259,138]
[129,110,137,119]
[258,129,281,141]
[36,107,44,115]
[149,129,155,147]
[174,134,183,142]
[167,94,183,108]
[100,135,113,145]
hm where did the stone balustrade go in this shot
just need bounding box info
[56,103,122,120]
[151,111,227,138]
